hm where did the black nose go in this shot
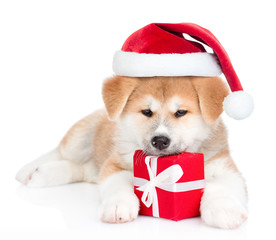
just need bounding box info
[151,136,171,150]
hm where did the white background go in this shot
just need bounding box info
[0,0,275,239]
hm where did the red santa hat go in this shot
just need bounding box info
[113,23,254,120]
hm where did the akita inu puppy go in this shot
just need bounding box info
[16,76,248,228]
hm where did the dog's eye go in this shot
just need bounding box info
[141,109,153,117]
[174,110,188,118]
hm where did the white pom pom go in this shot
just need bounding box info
[223,91,254,120]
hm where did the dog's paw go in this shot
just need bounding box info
[16,162,39,185]
[99,193,139,223]
[200,196,248,229]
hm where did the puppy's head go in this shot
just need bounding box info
[102,76,228,156]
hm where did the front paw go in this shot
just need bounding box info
[200,196,248,229]
[99,193,139,223]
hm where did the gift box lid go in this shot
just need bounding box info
[133,150,204,183]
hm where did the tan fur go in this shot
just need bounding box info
[59,110,113,164]
[102,76,138,120]
[198,119,229,159]
[191,77,229,124]
[60,114,93,147]
[123,76,201,117]
[98,152,125,182]
[91,112,117,168]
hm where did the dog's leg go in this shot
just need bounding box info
[25,160,85,187]
[15,148,90,187]
[16,112,102,187]
[200,156,248,229]
[98,153,139,223]
[16,151,98,187]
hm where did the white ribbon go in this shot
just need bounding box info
[134,156,205,218]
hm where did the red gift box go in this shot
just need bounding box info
[133,150,205,221]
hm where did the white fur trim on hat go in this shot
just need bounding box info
[113,51,222,77]
[223,91,254,120]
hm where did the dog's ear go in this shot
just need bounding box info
[102,76,138,121]
[191,77,229,124]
